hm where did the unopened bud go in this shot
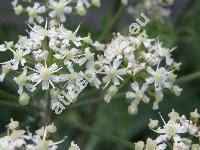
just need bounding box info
[19,92,30,105]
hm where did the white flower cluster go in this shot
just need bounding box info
[127,0,174,21]
[135,109,200,150]
[110,32,181,114]
[0,20,181,114]
[12,0,101,24]
[0,118,80,150]
[0,20,104,105]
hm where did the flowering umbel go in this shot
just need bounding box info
[0,18,181,114]
[0,118,80,149]
[12,0,101,23]
[135,109,200,150]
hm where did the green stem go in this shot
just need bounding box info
[0,99,41,114]
[60,119,133,149]
[176,71,200,83]
[0,89,18,101]
[98,0,132,41]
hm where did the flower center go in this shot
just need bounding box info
[107,69,117,77]
[135,91,143,100]
[14,50,23,61]
[54,5,64,11]
[167,127,175,135]
[70,73,78,82]
[65,51,73,60]
[29,9,37,17]
[108,86,118,96]
[40,68,51,81]
[154,72,162,82]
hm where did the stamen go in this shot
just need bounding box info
[159,112,166,125]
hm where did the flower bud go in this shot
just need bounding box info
[76,6,86,16]
[10,130,25,139]
[135,141,144,150]
[92,0,101,7]
[148,119,159,129]
[8,118,19,130]
[173,85,182,96]
[14,5,23,15]
[50,88,60,100]
[68,141,80,150]
[47,123,57,133]
[19,92,30,105]
[82,34,93,44]
[168,109,180,121]
[146,138,157,150]
[128,104,138,115]
[36,127,45,136]
[190,109,200,119]
[108,85,118,96]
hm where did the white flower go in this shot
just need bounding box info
[126,82,150,106]
[155,43,175,66]
[14,67,35,94]
[82,69,101,88]
[102,59,127,88]
[127,61,145,75]
[146,65,172,91]
[9,48,29,70]
[59,64,83,89]
[28,62,62,90]
[0,136,26,149]
[26,3,46,24]
[54,48,78,65]
[104,33,129,61]
[29,24,49,42]
[33,49,49,62]
[78,47,94,67]
[155,120,187,143]
[57,25,81,47]
[48,0,72,22]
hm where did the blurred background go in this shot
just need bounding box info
[0,0,200,149]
